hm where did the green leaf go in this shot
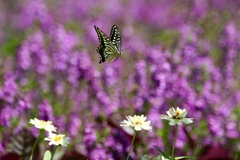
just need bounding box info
[0,34,23,57]
[153,145,171,159]
[175,156,196,160]
[141,155,149,160]
[43,150,51,160]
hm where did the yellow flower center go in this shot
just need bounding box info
[40,120,47,126]
[176,110,180,116]
[172,109,183,119]
[133,121,142,125]
[54,135,63,142]
[132,117,143,126]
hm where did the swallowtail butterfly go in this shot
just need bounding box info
[94,25,122,63]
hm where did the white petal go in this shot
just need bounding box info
[142,121,152,130]
[126,116,132,122]
[176,107,182,111]
[62,137,70,146]
[145,121,151,125]
[134,126,142,131]
[177,121,182,125]
[44,138,51,141]
[49,133,55,138]
[179,109,187,117]
[170,108,176,115]
[142,116,147,121]
[169,120,176,126]
[160,115,172,120]
[128,116,134,122]
[49,141,55,145]
[166,111,171,117]
[182,118,193,124]
[142,125,152,130]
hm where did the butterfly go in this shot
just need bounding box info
[94,25,122,63]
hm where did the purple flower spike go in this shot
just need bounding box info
[38,100,54,121]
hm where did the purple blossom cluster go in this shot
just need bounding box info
[0,0,240,159]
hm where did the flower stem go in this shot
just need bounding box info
[171,125,178,159]
[126,130,137,160]
[51,145,59,160]
[30,130,42,160]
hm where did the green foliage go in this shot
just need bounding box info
[161,121,172,154]
[0,34,23,57]
[153,145,171,159]
[65,21,83,34]
[154,29,179,51]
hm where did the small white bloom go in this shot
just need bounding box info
[44,133,70,146]
[161,107,193,126]
[120,115,152,131]
[29,118,57,133]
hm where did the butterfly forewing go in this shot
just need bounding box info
[110,25,122,51]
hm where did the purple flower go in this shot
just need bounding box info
[49,25,78,72]
[55,115,67,132]
[147,108,163,128]
[83,123,97,147]
[0,106,12,127]
[16,96,31,113]
[0,73,18,103]
[175,126,187,149]
[17,0,54,31]
[104,135,124,154]
[38,100,54,121]
[225,121,239,138]
[68,113,82,138]
[0,142,5,155]
[89,145,113,160]
[102,66,118,86]
[208,116,224,138]
[17,31,50,75]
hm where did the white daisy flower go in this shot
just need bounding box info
[29,118,57,133]
[44,133,70,147]
[120,115,152,131]
[161,107,193,126]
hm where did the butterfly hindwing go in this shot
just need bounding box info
[110,25,122,51]
[97,44,105,63]
[94,25,122,63]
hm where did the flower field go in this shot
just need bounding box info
[0,0,240,159]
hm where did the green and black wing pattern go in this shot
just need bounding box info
[94,25,122,64]
[110,25,122,52]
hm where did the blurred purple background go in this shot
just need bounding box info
[0,0,240,159]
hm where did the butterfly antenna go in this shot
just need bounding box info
[121,46,131,52]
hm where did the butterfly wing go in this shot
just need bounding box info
[110,25,122,52]
[94,25,107,63]
[96,44,106,63]
[94,25,121,63]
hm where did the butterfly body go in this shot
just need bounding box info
[94,25,122,63]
